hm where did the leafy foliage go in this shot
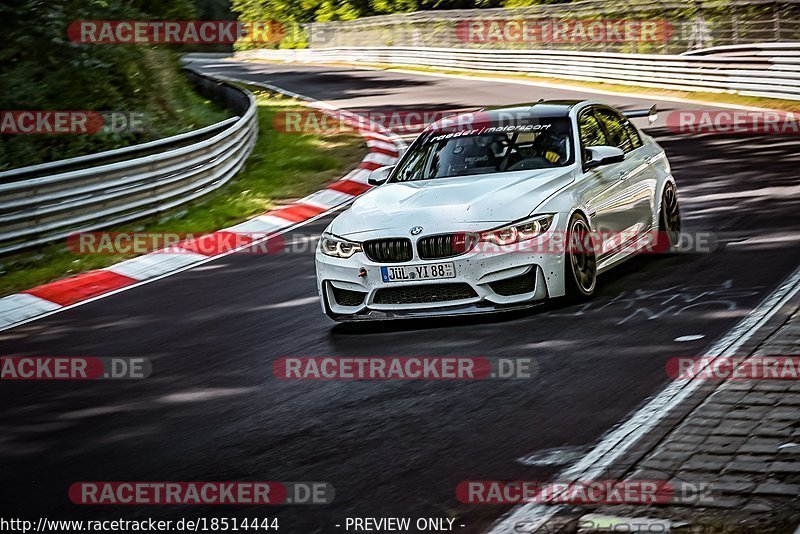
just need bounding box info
[0,0,227,170]
[232,0,508,26]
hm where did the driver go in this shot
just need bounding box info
[476,133,508,159]
[534,132,568,165]
[444,134,504,175]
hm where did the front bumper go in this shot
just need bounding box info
[315,217,567,321]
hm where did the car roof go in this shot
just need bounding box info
[425,101,586,132]
[480,100,584,118]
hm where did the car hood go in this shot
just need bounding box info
[329,168,574,239]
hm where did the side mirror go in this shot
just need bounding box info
[585,146,625,169]
[647,104,658,125]
[368,165,395,186]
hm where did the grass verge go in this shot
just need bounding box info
[0,87,365,296]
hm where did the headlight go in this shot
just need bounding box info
[320,233,363,258]
[480,214,554,245]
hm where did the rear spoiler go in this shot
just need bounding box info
[622,105,658,124]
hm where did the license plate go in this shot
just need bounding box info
[380,263,455,283]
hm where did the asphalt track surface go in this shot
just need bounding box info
[1,59,799,532]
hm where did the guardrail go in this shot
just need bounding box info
[680,41,800,55]
[0,69,258,256]
[239,43,800,100]
[300,0,800,53]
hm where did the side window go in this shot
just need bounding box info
[579,111,608,148]
[396,142,438,181]
[622,118,643,149]
[596,109,634,152]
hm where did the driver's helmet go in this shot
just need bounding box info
[475,133,507,158]
[536,133,568,164]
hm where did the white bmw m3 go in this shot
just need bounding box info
[315,100,680,321]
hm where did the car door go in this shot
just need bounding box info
[594,107,656,240]
[576,107,635,260]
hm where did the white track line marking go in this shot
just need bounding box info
[0,294,61,329]
[489,264,800,533]
[106,252,207,281]
[674,334,706,342]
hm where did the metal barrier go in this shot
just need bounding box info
[0,69,258,256]
[239,43,800,100]
[301,0,800,53]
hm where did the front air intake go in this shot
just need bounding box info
[373,283,477,305]
[363,238,413,263]
[417,233,478,260]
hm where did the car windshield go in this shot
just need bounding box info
[391,117,573,182]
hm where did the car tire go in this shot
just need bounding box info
[657,182,681,250]
[565,213,597,300]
